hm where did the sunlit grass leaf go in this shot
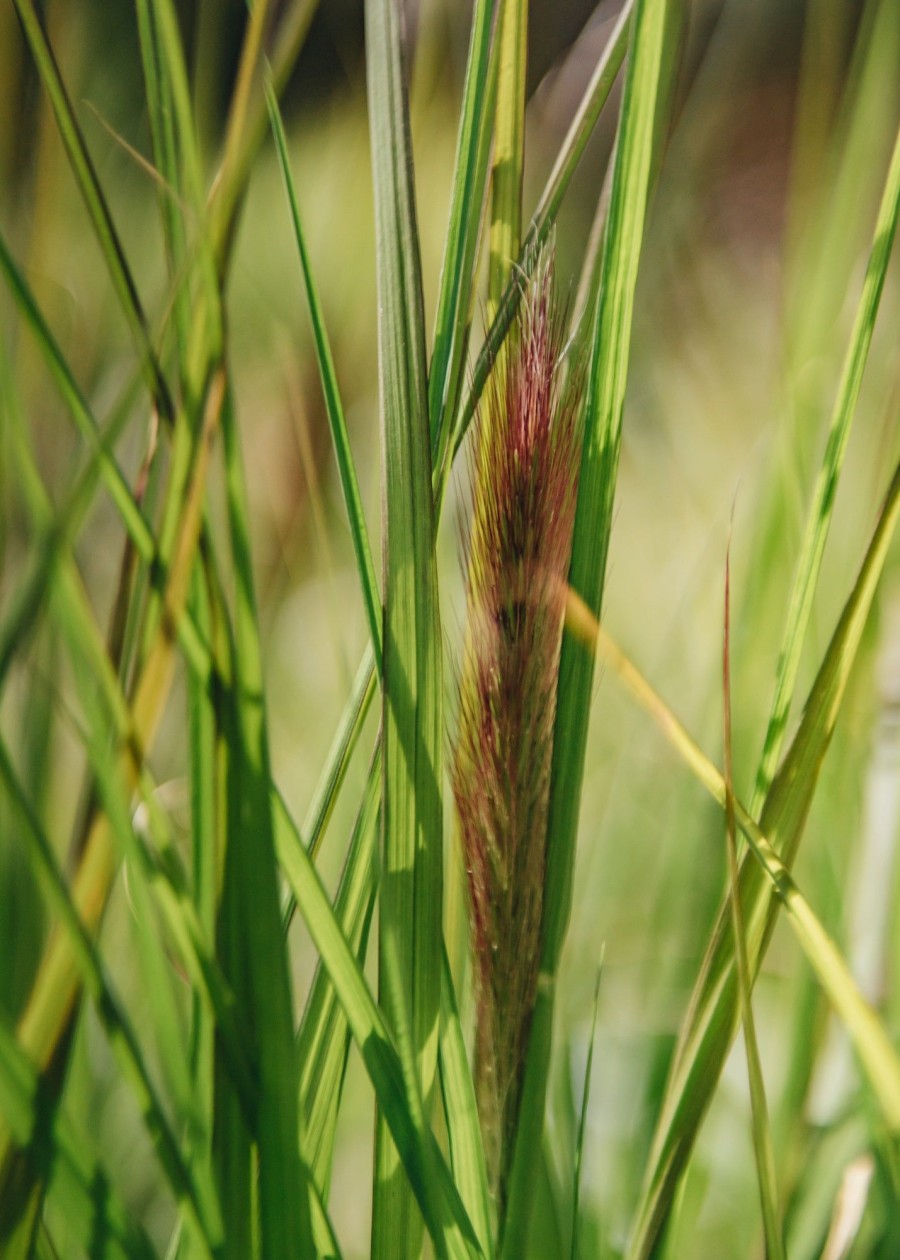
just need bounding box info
[365,0,445,1254]
[575,569,900,1127]
[621,453,900,1257]
[267,77,382,673]
[12,0,173,421]
[722,552,785,1260]
[214,381,314,1257]
[752,119,900,813]
[275,806,483,1260]
[429,0,499,467]
[625,113,900,1256]
[298,754,380,1194]
[487,0,526,315]
[439,946,494,1260]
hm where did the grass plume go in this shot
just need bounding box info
[452,252,581,1214]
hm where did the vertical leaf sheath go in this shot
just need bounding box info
[216,384,314,1259]
[751,119,900,813]
[723,557,785,1260]
[488,0,526,314]
[366,0,444,1254]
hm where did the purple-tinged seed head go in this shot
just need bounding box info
[451,248,582,1212]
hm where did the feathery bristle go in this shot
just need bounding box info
[452,251,582,1209]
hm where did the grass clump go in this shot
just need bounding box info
[0,1,898,1258]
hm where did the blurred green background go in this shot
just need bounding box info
[1,1,898,1255]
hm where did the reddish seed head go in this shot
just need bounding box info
[451,251,582,1208]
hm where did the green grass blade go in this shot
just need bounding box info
[0,740,222,1258]
[1,400,254,1121]
[429,0,498,462]
[300,648,378,861]
[186,571,219,1176]
[0,231,155,565]
[133,0,223,400]
[487,0,526,313]
[584,602,900,1131]
[266,76,382,674]
[500,5,670,1255]
[274,808,483,1260]
[279,649,377,940]
[723,557,785,1260]
[0,375,224,1200]
[622,453,900,1258]
[308,1171,345,1260]
[570,962,603,1260]
[134,0,192,363]
[215,382,313,1258]
[751,119,900,813]
[12,0,173,422]
[438,946,494,1260]
[297,753,380,1192]
[0,1018,156,1260]
[366,0,444,1254]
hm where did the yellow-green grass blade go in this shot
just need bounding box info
[134,0,222,399]
[298,753,380,1193]
[500,4,670,1256]
[299,647,378,864]
[752,118,900,814]
[0,374,223,1184]
[487,0,526,314]
[621,454,900,1258]
[429,0,499,465]
[570,962,603,1260]
[201,0,319,277]
[186,568,219,1184]
[0,740,222,1260]
[6,396,253,1129]
[11,0,173,424]
[279,648,377,938]
[723,558,785,1260]
[134,0,192,369]
[0,1018,156,1260]
[439,945,494,1260]
[576,603,900,1132]
[0,230,155,573]
[267,77,382,674]
[626,108,900,1252]
[0,368,255,1120]
[307,1169,344,1260]
[214,382,314,1258]
[274,807,483,1260]
[366,0,444,1255]
[785,0,900,381]
[0,221,366,1027]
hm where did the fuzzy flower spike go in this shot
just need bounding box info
[452,252,582,1211]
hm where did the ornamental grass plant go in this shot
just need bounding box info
[0,1,899,1258]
